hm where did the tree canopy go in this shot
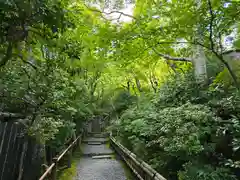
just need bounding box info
[1,0,240,179]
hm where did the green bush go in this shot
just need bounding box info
[112,73,240,179]
[178,162,237,180]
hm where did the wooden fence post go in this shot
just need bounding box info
[39,134,83,180]
[67,147,73,168]
[77,136,81,148]
[51,158,58,180]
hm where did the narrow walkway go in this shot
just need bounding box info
[75,133,127,180]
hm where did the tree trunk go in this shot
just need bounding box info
[193,0,207,82]
[192,44,207,82]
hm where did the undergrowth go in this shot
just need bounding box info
[110,73,240,180]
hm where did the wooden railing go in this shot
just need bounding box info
[39,133,83,180]
[39,126,166,180]
[110,136,166,180]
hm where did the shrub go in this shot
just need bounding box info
[178,162,237,180]
[113,73,240,179]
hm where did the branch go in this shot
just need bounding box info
[213,51,239,89]
[22,67,31,79]
[102,10,135,19]
[100,13,122,22]
[149,74,157,93]
[152,47,192,62]
[21,59,37,70]
[206,0,238,88]
[14,52,38,70]
[152,39,239,87]
[84,4,135,20]
[208,0,215,51]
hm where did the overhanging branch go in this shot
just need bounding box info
[102,10,135,19]
[152,47,192,62]
[84,4,135,20]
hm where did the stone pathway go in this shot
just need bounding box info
[75,133,128,180]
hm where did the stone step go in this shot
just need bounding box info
[87,142,102,145]
[92,155,113,159]
[92,134,108,138]
[83,140,108,144]
[81,144,114,157]
[88,132,109,138]
[82,137,108,144]
[82,152,114,157]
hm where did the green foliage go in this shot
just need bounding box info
[112,90,137,115]
[156,73,209,107]
[28,117,64,144]
[112,73,240,179]
[1,0,240,179]
[147,103,216,156]
[0,0,112,149]
[178,162,237,180]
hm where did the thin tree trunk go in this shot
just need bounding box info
[134,77,142,92]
